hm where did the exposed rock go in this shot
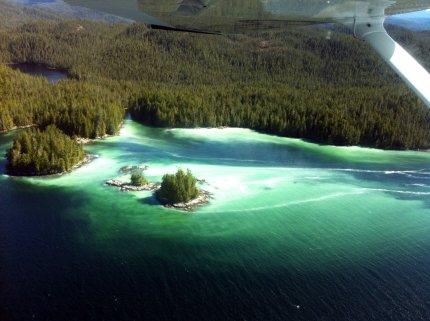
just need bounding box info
[106,179,123,187]
[106,163,153,191]
[106,179,160,191]
[120,182,160,192]
[160,189,212,212]
[119,164,148,174]
[76,134,114,145]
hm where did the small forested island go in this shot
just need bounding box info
[157,169,211,210]
[106,168,210,211]
[6,125,86,176]
[157,169,197,202]
[131,172,147,186]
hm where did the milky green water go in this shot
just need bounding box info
[2,120,430,321]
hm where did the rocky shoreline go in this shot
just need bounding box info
[0,124,37,134]
[159,189,212,212]
[76,134,115,145]
[63,153,98,175]
[119,165,148,174]
[5,153,98,177]
[76,122,123,144]
[106,179,160,192]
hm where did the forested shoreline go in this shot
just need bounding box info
[6,125,85,176]
[1,2,430,150]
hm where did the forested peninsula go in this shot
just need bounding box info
[6,125,85,176]
[1,2,430,155]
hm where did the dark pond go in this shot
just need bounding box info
[11,63,68,84]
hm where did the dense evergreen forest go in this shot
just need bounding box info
[0,63,124,138]
[0,2,429,149]
[6,125,85,176]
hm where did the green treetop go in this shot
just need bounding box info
[157,169,199,204]
[130,172,147,186]
[6,125,85,176]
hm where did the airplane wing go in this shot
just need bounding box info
[65,0,430,32]
[135,0,430,33]
[65,0,430,107]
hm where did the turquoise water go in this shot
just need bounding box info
[1,120,430,320]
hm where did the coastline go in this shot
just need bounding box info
[77,121,124,144]
[58,153,98,176]
[164,126,430,153]
[0,124,37,134]
[1,122,123,177]
[159,189,212,212]
[5,153,98,177]
[77,134,115,145]
[106,179,160,192]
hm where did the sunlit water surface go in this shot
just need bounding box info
[1,120,430,321]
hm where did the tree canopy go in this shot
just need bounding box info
[0,6,429,149]
[157,169,199,204]
[131,172,147,186]
[6,125,85,176]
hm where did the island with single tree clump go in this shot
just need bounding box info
[6,125,87,176]
[156,169,211,211]
[131,172,148,186]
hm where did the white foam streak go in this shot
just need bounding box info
[405,184,429,188]
[165,152,266,163]
[208,191,367,213]
[363,188,430,196]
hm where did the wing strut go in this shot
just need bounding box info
[352,16,430,108]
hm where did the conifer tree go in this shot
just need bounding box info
[157,169,199,204]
